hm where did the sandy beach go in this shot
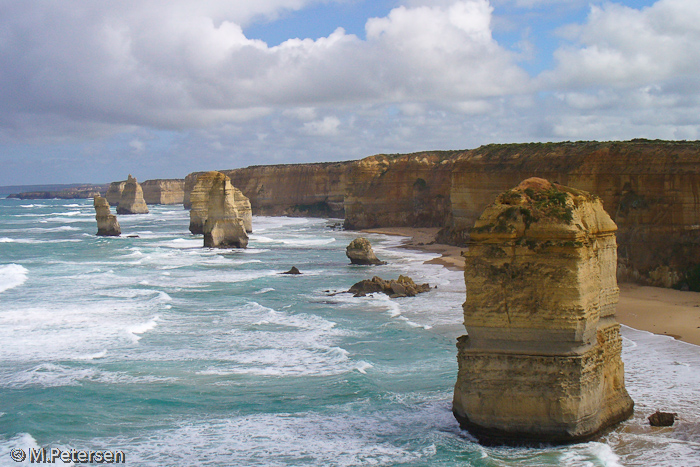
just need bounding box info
[364,227,700,346]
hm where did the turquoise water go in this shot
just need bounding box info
[0,198,699,466]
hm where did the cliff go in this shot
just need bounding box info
[141,179,185,205]
[116,175,149,215]
[453,178,633,444]
[343,151,461,229]
[182,140,700,289]
[444,140,700,288]
[7,184,108,200]
[223,162,350,217]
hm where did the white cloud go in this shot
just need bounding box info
[544,0,700,89]
[0,0,528,141]
[303,116,341,135]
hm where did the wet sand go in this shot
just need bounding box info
[364,227,700,346]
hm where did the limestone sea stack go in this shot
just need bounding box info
[190,172,253,234]
[346,238,386,265]
[105,181,126,206]
[453,177,633,444]
[202,172,248,248]
[116,175,149,215]
[93,195,121,236]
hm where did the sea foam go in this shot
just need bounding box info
[0,264,28,293]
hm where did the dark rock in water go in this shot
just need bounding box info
[346,237,386,265]
[282,266,302,275]
[348,275,429,298]
[648,411,677,426]
[126,235,140,238]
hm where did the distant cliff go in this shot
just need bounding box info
[141,179,185,205]
[7,184,109,199]
[184,140,700,288]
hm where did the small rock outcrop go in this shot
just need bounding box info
[348,275,430,298]
[453,178,634,445]
[93,195,121,236]
[116,175,149,215]
[282,267,302,275]
[648,411,677,427]
[346,238,386,265]
[190,172,253,234]
[202,172,248,248]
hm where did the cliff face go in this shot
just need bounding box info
[453,178,633,444]
[141,179,185,205]
[343,152,461,229]
[446,141,700,287]
[223,162,350,217]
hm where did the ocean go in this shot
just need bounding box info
[0,198,698,466]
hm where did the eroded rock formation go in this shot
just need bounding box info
[452,178,633,444]
[189,172,252,234]
[116,175,149,215]
[346,238,386,265]
[348,275,430,298]
[93,195,121,236]
[197,172,248,248]
[105,181,126,206]
[183,140,700,289]
[141,179,185,205]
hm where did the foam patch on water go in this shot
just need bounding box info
[127,315,160,343]
[0,264,28,293]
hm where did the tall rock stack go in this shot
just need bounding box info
[116,175,149,215]
[190,172,252,234]
[93,195,121,236]
[202,172,248,248]
[453,177,633,444]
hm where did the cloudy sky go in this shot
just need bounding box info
[1,0,698,185]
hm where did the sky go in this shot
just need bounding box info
[1,0,698,185]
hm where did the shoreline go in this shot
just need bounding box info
[363,227,700,347]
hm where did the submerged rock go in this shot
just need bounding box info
[348,275,430,298]
[346,238,386,265]
[281,266,302,275]
[648,411,677,427]
[453,178,634,445]
[93,195,121,236]
[116,175,149,215]
[202,172,248,249]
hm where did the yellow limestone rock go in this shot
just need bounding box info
[93,195,121,236]
[190,172,252,234]
[116,175,149,214]
[201,172,248,248]
[453,178,633,444]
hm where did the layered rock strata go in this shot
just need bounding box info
[189,172,252,234]
[346,238,386,265]
[452,178,633,444]
[202,172,248,248]
[445,141,700,287]
[93,195,121,236]
[141,179,185,205]
[105,181,126,206]
[116,175,149,214]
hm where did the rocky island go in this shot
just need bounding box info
[452,178,634,444]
